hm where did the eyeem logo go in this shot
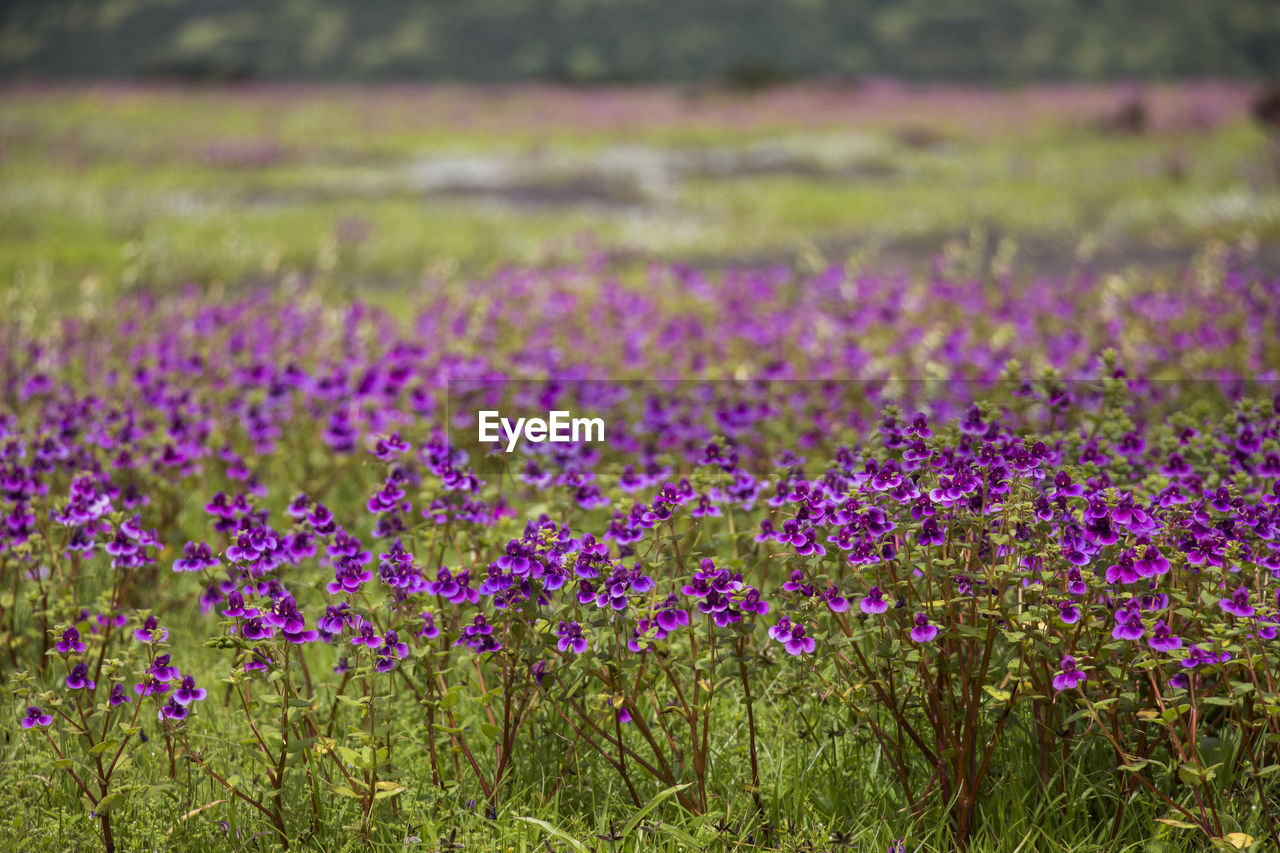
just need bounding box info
[477,410,606,452]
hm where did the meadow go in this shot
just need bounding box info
[2,83,1280,853]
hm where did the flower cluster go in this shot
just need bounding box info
[6,258,1280,848]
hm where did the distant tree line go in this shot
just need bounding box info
[2,0,1278,83]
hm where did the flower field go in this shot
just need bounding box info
[3,84,1280,852]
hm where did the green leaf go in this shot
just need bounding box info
[514,816,591,853]
[982,685,1012,702]
[336,746,365,768]
[656,822,701,847]
[1178,764,1211,786]
[94,792,125,814]
[620,782,693,839]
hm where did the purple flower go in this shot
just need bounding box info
[1111,608,1145,641]
[221,591,258,619]
[375,630,410,672]
[108,684,131,706]
[1147,620,1183,653]
[21,706,52,729]
[781,568,814,597]
[134,615,168,644]
[149,653,181,682]
[351,617,382,648]
[819,585,849,613]
[556,620,588,654]
[159,697,189,720]
[56,626,85,654]
[317,603,352,635]
[1181,644,1232,669]
[173,541,219,573]
[909,612,938,643]
[326,557,374,595]
[1134,546,1170,578]
[65,662,95,690]
[455,614,501,654]
[738,587,770,615]
[860,586,889,615]
[240,617,273,641]
[1058,601,1080,624]
[425,566,479,604]
[779,622,816,656]
[134,677,171,697]
[916,518,946,547]
[173,675,207,705]
[1219,585,1255,618]
[418,611,441,639]
[1052,655,1086,691]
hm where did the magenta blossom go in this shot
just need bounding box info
[860,586,889,615]
[556,620,588,654]
[133,615,168,644]
[909,612,938,643]
[21,706,53,729]
[1219,585,1255,618]
[173,675,208,705]
[1052,655,1086,691]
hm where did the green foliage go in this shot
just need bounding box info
[2,0,1280,82]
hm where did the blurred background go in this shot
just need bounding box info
[1,0,1279,303]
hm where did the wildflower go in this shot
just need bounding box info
[1058,601,1081,624]
[133,677,170,697]
[1052,655,1086,691]
[909,613,939,643]
[1180,645,1232,668]
[134,615,168,644]
[65,663,95,690]
[1111,607,1145,641]
[317,603,352,635]
[556,620,588,654]
[351,618,382,649]
[417,610,441,639]
[738,587,771,615]
[374,630,410,672]
[860,586,889,615]
[149,654,181,682]
[916,518,946,546]
[21,706,52,729]
[455,614,501,654]
[172,675,207,705]
[1219,585,1255,618]
[56,626,85,654]
[1147,620,1183,652]
[108,684,131,706]
[172,541,219,573]
[159,697,189,720]
[819,585,849,613]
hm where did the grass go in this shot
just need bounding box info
[2,84,1277,304]
[0,692,1228,852]
[2,82,1278,851]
